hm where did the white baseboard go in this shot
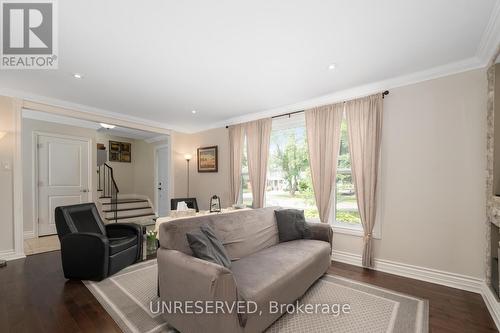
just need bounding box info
[332,250,484,293]
[482,283,500,330]
[0,250,26,261]
[332,250,500,330]
[24,231,35,239]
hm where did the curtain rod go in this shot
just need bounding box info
[226,90,389,128]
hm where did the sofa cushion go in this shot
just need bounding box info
[231,239,331,332]
[159,207,279,260]
[186,225,232,268]
[274,209,310,242]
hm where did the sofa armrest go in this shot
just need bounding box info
[305,222,333,249]
[60,232,109,281]
[157,248,242,333]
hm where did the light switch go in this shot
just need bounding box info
[1,161,11,170]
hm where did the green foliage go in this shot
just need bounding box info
[271,132,309,196]
[336,211,360,224]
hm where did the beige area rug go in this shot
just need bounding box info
[84,260,428,333]
[24,235,60,255]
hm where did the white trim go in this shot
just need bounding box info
[482,283,500,330]
[23,231,35,240]
[332,224,374,238]
[32,131,93,238]
[154,142,171,217]
[0,58,487,134]
[211,57,484,130]
[0,88,180,133]
[477,0,500,66]
[332,250,484,294]
[21,98,174,134]
[12,99,24,259]
[0,249,26,261]
[145,135,169,144]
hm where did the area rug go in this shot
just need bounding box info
[84,260,428,333]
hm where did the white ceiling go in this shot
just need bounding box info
[22,110,162,141]
[1,0,499,133]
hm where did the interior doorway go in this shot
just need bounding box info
[36,133,92,236]
[155,144,170,217]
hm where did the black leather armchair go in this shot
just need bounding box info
[55,203,143,281]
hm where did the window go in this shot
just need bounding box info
[239,112,363,231]
[264,114,319,219]
[241,136,253,207]
[334,114,361,228]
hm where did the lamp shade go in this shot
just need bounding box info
[0,131,6,140]
[184,154,192,161]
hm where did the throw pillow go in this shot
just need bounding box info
[186,224,232,268]
[274,209,310,242]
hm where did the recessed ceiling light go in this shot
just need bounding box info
[328,63,336,70]
[191,110,197,114]
[100,123,115,129]
[73,73,83,79]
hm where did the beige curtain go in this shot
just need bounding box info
[305,103,344,223]
[345,93,383,268]
[244,118,272,208]
[228,124,245,205]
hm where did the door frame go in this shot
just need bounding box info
[154,142,171,216]
[31,131,92,238]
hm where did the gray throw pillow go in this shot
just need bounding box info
[186,224,232,268]
[274,209,310,242]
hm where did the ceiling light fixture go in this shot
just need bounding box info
[100,123,116,129]
[191,110,197,114]
[73,73,83,79]
[328,63,336,70]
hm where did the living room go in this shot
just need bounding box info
[0,1,499,332]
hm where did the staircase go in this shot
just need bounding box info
[97,162,156,223]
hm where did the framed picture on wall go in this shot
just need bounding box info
[109,141,132,162]
[197,146,218,172]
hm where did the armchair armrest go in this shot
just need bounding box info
[60,232,109,281]
[157,248,242,333]
[305,222,333,249]
[105,223,142,238]
[105,223,143,262]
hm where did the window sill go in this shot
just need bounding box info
[331,223,381,239]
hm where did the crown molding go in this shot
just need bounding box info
[0,87,188,133]
[0,55,487,135]
[477,0,500,66]
[144,135,170,143]
[210,56,484,130]
[3,2,500,135]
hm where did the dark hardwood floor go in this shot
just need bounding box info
[0,251,497,333]
[329,262,498,333]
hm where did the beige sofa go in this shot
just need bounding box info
[157,207,333,333]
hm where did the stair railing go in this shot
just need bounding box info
[97,163,120,223]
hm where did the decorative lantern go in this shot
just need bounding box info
[210,195,221,213]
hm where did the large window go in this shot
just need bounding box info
[334,115,361,228]
[240,112,361,229]
[264,114,319,219]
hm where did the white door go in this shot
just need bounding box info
[156,146,170,217]
[38,134,90,236]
